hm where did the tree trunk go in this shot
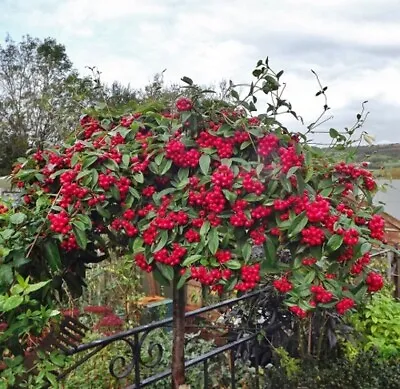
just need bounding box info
[171,272,186,388]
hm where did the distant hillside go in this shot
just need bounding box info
[350,143,400,161]
[326,143,400,170]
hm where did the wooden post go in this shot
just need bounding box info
[396,254,400,299]
[171,272,186,388]
[387,251,394,281]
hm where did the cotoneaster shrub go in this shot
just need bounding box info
[0,59,390,382]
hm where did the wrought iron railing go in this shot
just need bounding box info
[58,287,274,388]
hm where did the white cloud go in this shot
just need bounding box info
[2,0,400,143]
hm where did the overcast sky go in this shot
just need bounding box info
[1,0,400,144]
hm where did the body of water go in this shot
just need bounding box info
[375,179,400,220]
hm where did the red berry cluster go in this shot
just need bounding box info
[198,131,234,158]
[143,225,158,245]
[215,250,231,264]
[241,171,264,195]
[142,186,156,197]
[60,234,78,251]
[301,226,325,246]
[278,145,304,173]
[306,195,330,223]
[302,257,317,266]
[338,246,354,263]
[190,266,231,285]
[115,177,131,200]
[273,277,293,293]
[131,155,150,173]
[251,205,272,219]
[366,271,384,292]
[110,218,138,237]
[257,134,279,157]
[250,227,266,245]
[48,212,71,234]
[334,162,376,191]
[368,214,385,241]
[336,203,354,218]
[204,189,226,213]
[176,97,193,112]
[336,297,355,315]
[80,116,100,139]
[165,140,200,168]
[184,229,201,243]
[235,263,261,291]
[99,173,116,190]
[135,253,153,272]
[342,228,359,246]
[289,305,307,319]
[211,165,234,189]
[351,252,371,275]
[310,285,333,303]
[153,244,187,266]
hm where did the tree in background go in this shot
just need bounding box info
[0,35,95,175]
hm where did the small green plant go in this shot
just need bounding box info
[0,276,62,388]
[348,287,400,358]
[273,347,300,380]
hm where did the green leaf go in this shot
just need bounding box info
[265,238,276,261]
[207,228,219,255]
[329,128,339,138]
[181,76,193,85]
[156,263,174,281]
[178,168,189,182]
[305,166,314,183]
[91,169,99,187]
[182,254,203,267]
[10,213,27,225]
[0,264,13,285]
[360,242,372,255]
[303,270,316,285]
[2,295,24,312]
[49,353,65,368]
[177,272,190,289]
[152,268,170,287]
[111,186,121,201]
[230,89,240,100]
[288,212,309,238]
[134,172,144,183]
[71,221,85,231]
[226,260,241,270]
[200,221,211,236]
[153,230,168,252]
[72,225,88,249]
[320,187,333,197]
[222,189,237,203]
[155,152,165,166]
[199,154,211,175]
[96,204,110,218]
[132,237,144,252]
[25,280,50,294]
[83,155,98,168]
[103,159,119,171]
[242,242,252,261]
[122,154,130,168]
[327,234,343,252]
[75,214,92,229]
[286,166,299,178]
[44,241,61,272]
[160,159,173,175]
[70,153,80,167]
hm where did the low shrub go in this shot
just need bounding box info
[265,351,400,389]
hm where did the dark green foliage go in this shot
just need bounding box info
[265,352,400,389]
